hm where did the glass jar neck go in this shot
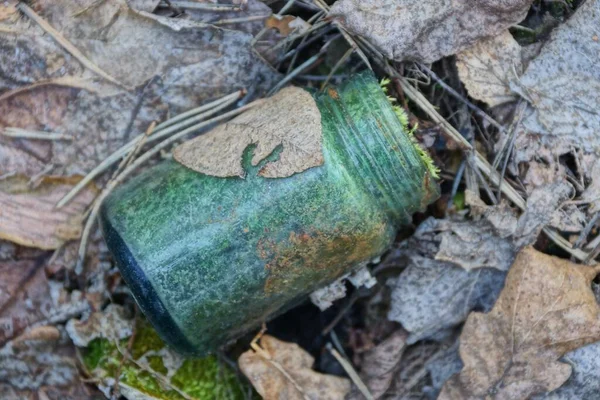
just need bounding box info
[315,72,439,225]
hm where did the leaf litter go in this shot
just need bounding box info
[2,0,600,399]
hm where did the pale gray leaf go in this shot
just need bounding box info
[388,257,506,344]
[329,0,534,63]
[533,341,600,400]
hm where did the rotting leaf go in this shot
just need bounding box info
[73,307,247,399]
[385,216,509,344]
[0,176,97,250]
[174,87,323,178]
[440,247,600,400]
[388,254,507,345]
[329,0,534,63]
[456,30,523,107]
[238,334,351,400]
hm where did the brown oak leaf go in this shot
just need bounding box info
[440,247,600,399]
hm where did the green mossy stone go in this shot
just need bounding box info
[100,71,439,356]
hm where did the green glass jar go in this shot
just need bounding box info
[100,72,439,356]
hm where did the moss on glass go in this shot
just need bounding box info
[100,71,439,356]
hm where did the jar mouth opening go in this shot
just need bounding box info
[315,71,440,223]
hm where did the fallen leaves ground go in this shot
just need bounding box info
[2,0,600,399]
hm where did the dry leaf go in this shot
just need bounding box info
[388,181,576,345]
[65,304,132,347]
[440,247,600,399]
[0,326,96,399]
[0,258,90,346]
[174,86,323,178]
[533,341,600,400]
[457,31,523,107]
[0,0,280,177]
[329,0,533,63]
[348,330,408,399]
[388,254,507,345]
[266,15,310,36]
[0,256,94,397]
[425,341,463,398]
[511,0,600,154]
[238,334,351,400]
[0,176,96,250]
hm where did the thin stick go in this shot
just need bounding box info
[113,344,194,400]
[121,121,155,171]
[17,3,126,89]
[268,53,321,95]
[334,23,372,70]
[574,212,600,249]
[75,99,265,274]
[56,91,243,209]
[419,64,507,134]
[321,46,354,89]
[496,101,526,200]
[213,15,270,25]
[311,0,330,12]
[327,344,374,400]
[2,127,73,141]
[268,20,329,54]
[394,76,589,261]
[166,1,241,11]
[447,159,466,209]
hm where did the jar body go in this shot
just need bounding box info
[100,72,438,356]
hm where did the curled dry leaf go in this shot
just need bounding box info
[238,334,351,400]
[456,30,523,107]
[440,247,600,400]
[174,87,323,178]
[0,176,96,250]
[329,0,533,63]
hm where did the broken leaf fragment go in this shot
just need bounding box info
[174,87,323,178]
[456,30,523,107]
[440,247,600,399]
[0,176,97,249]
[238,334,351,400]
[265,15,310,36]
